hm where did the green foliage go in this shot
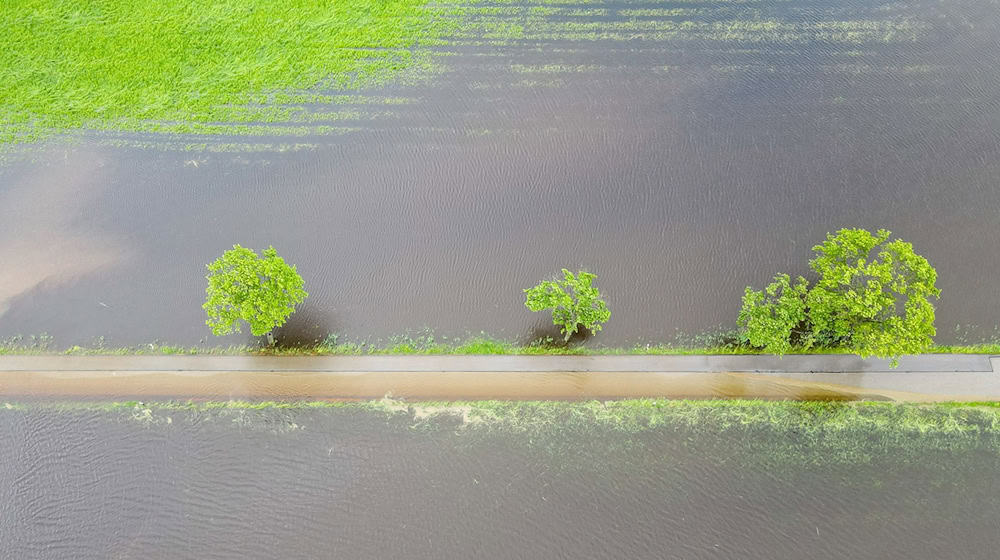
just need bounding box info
[738,273,810,356]
[524,269,611,341]
[203,245,308,337]
[739,228,940,365]
[806,228,940,362]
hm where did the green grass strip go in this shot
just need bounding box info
[1,333,998,356]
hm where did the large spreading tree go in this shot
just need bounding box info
[738,228,940,365]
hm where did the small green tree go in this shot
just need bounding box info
[738,228,940,365]
[203,245,308,340]
[524,269,610,342]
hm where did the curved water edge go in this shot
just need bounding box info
[1,354,997,401]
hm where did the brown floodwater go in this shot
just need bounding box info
[0,369,948,401]
[1,0,1000,348]
[1,402,999,559]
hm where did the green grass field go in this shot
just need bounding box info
[1,0,450,145]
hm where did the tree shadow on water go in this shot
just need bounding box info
[245,304,338,350]
[518,319,592,350]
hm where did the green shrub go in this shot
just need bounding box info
[738,273,809,356]
[525,269,610,342]
[203,245,308,338]
[739,228,940,365]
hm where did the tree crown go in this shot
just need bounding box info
[525,269,611,342]
[203,245,308,337]
[739,228,939,365]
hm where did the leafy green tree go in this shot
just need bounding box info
[203,245,308,340]
[738,228,940,365]
[805,228,940,362]
[525,269,611,342]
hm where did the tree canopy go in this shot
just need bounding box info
[525,269,611,342]
[739,228,940,365]
[204,245,308,337]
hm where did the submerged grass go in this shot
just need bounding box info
[8,398,1000,432]
[1,0,453,146]
[5,399,999,474]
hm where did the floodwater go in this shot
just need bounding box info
[2,0,1000,347]
[1,403,998,559]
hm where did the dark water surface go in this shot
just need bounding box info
[1,402,999,559]
[2,0,1000,346]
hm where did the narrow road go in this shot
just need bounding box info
[1,354,997,401]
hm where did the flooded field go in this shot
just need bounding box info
[1,400,999,559]
[2,0,1000,346]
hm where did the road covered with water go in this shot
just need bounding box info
[1,400,998,559]
[1,354,997,401]
[2,0,999,346]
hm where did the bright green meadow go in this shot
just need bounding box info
[1,0,452,145]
